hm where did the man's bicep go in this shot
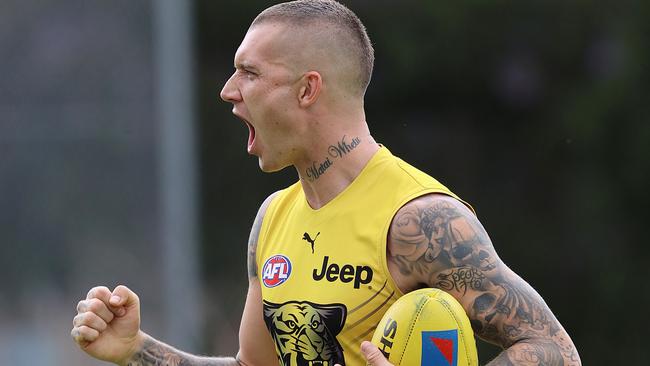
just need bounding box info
[237,280,279,366]
[387,194,575,356]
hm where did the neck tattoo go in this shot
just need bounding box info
[305,135,362,182]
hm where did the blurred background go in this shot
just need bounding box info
[1,0,648,364]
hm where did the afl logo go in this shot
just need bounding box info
[262,255,292,288]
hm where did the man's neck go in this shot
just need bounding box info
[296,132,379,210]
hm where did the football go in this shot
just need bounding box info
[370,288,478,365]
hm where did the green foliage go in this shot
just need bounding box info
[197,1,649,363]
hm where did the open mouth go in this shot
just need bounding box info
[234,113,256,153]
[244,120,256,153]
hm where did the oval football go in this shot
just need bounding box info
[370,288,478,365]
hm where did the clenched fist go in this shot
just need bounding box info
[71,285,144,365]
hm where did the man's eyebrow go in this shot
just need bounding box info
[235,61,258,71]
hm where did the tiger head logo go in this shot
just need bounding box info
[263,300,347,366]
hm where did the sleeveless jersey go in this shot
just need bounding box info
[257,146,471,366]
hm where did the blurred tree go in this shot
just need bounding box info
[196,0,649,363]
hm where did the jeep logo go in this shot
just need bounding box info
[312,256,373,289]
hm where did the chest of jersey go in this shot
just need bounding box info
[256,147,465,366]
[258,194,397,366]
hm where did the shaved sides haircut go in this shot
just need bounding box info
[251,0,374,96]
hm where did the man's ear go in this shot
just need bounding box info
[298,71,322,107]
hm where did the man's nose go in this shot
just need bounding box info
[220,74,241,103]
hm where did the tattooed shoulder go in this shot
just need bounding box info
[387,194,491,282]
[387,193,580,364]
[247,191,280,279]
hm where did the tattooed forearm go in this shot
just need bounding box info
[387,194,581,365]
[125,335,238,366]
[488,340,564,366]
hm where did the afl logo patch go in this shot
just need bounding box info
[262,255,292,288]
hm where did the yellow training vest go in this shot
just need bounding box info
[257,146,469,366]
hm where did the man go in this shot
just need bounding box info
[71,1,580,365]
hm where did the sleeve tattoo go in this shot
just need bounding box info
[388,195,581,365]
[125,335,240,366]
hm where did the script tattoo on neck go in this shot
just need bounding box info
[387,196,581,365]
[305,135,361,182]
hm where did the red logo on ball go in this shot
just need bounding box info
[262,255,292,288]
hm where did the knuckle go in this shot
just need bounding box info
[89,285,110,297]
[71,328,80,342]
[72,313,83,326]
[76,300,86,313]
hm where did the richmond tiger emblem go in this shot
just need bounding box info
[263,300,347,366]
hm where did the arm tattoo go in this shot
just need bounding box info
[490,340,564,366]
[247,192,279,279]
[388,195,581,365]
[247,209,264,279]
[126,336,239,366]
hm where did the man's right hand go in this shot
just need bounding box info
[71,285,144,365]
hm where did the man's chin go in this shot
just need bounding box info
[257,157,288,173]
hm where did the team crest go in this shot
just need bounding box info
[262,255,292,288]
[263,300,347,366]
[421,329,458,366]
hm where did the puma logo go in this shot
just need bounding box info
[302,232,320,254]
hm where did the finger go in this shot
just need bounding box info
[110,285,139,308]
[71,325,100,343]
[361,341,393,366]
[73,311,108,332]
[86,285,111,300]
[87,286,126,316]
[76,298,116,323]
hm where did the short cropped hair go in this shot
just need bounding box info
[251,0,374,95]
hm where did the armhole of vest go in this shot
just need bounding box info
[256,190,284,279]
[378,188,475,300]
[394,157,476,215]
